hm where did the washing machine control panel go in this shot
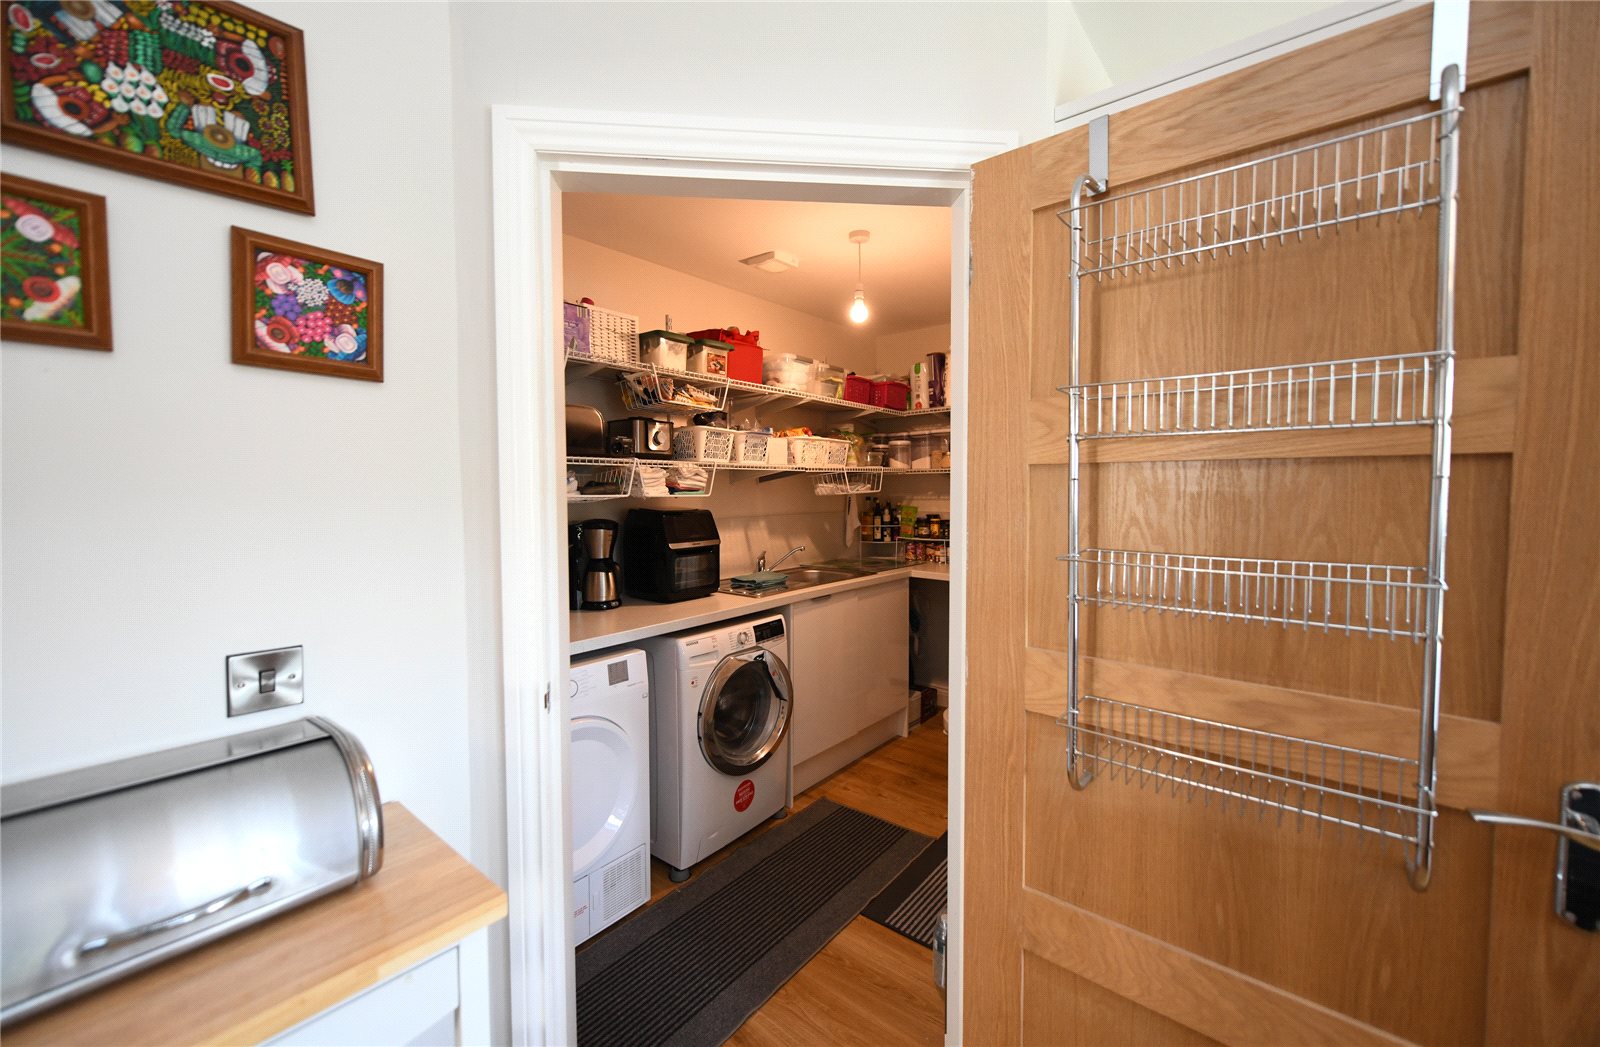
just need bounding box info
[734,628,753,647]
[753,618,785,642]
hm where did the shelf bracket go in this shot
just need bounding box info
[1429,0,1468,100]
[1088,114,1109,189]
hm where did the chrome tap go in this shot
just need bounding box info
[757,545,805,572]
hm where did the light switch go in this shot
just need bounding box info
[227,646,304,716]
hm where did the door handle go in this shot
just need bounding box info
[78,876,274,956]
[1470,782,1599,932]
[1468,809,1600,847]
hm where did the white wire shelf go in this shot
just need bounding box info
[1060,547,1437,640]
[564,351,949,419]
[1060,350,1445,438]
[1057,105,1459,279]
[633,460,716,498]
[813,469,884,496]
[884,467,952,476]
[565,456,637,501]
[1058,694,1430,846]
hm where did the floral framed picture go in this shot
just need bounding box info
[1,172,112,350]
[1,1,314,215]
[231,227,382,382]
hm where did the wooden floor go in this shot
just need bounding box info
[628,718,950,1047]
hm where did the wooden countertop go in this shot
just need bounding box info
[7,803,507,1047]
[570,561,950,655]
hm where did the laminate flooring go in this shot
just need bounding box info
[621,717,950,1047]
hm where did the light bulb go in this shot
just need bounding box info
[849,288,869,324]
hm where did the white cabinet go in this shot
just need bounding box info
[787,578,909,792]
[269,947,460,1047]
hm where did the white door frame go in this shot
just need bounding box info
[490,106,1013,1046]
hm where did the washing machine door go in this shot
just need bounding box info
[570,715,640,875]
[697,650,793,775]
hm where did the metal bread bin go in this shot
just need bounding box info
[1,716,382,1025]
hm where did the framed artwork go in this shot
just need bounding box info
[1,172,112,350]
[231,226,382,382]
[1,1,314,215]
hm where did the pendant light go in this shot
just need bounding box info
[848,229,870,324]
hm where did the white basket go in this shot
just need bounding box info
[789,436,849,468]
[587,305,639,364]
[672,425,736,463]
[733,431,771,464]
[814,469,883,496]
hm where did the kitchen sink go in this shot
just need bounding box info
[717,562,872,597]
[776,567,859,585]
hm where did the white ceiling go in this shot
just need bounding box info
[561,194,951,336]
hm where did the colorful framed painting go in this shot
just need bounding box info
[232,227,382,382]
[1,172,112,350]
[2,1,314,215]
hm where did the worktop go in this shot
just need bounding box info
[6,803,506,1047]
[570,562,949,655]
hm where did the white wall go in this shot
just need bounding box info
[1,0,482,1015]
[876,322,953,380]
[565,236,876,374]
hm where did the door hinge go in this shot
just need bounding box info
[543,685,551,712]
[967,250,973,289]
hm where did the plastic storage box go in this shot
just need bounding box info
[672,425,736,463]
[639,330,691,371]
[687,341,730,376]
[788,436,849,468]
[586,305,639,364]
[871,379,910,410]
[764,353,815,392]
[732,430,771,464]
[688,328,763,384]
[843,374,874,404]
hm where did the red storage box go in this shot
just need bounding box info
[843,374,873,405]
[871,379,910,410]
[688,327,763,384]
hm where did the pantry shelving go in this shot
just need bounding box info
[565,350,950,421]
[1053,68,1463,890]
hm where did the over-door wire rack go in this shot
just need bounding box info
[1055,66,1462,890]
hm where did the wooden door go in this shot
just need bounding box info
[965,4,1598,1045]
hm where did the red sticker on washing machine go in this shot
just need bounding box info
[733,779,755,812]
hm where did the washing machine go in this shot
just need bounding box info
[640,613,793,881]
[569,647,650,945]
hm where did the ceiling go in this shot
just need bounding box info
[561,194,951,336]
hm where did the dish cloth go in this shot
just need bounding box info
[730,570,788,591]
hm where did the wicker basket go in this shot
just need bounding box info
[586,304,639,364]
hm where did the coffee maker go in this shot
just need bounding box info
[574,518,621,611]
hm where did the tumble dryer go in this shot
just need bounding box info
[640,613,793,881]
[569,647,650,944]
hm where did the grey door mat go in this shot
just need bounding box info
[861,832,947,949]
[576,799,930,1047]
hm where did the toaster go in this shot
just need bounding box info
[1,717,382,1024]
[566,404,607,456]
[608,417,673,460]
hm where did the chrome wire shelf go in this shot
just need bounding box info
[1061,548,1436,640]
[1055,68,1463,889]
[1058,695,1430,846]
[1057,105,1459,279]
[1061,350,1444,438]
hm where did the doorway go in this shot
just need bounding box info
[489,109,1010,1045]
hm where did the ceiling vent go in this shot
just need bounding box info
[739,250,800,273]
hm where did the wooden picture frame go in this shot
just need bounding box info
[1,1,315,215]
[231,227,382,382]
[1,172,112,350]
